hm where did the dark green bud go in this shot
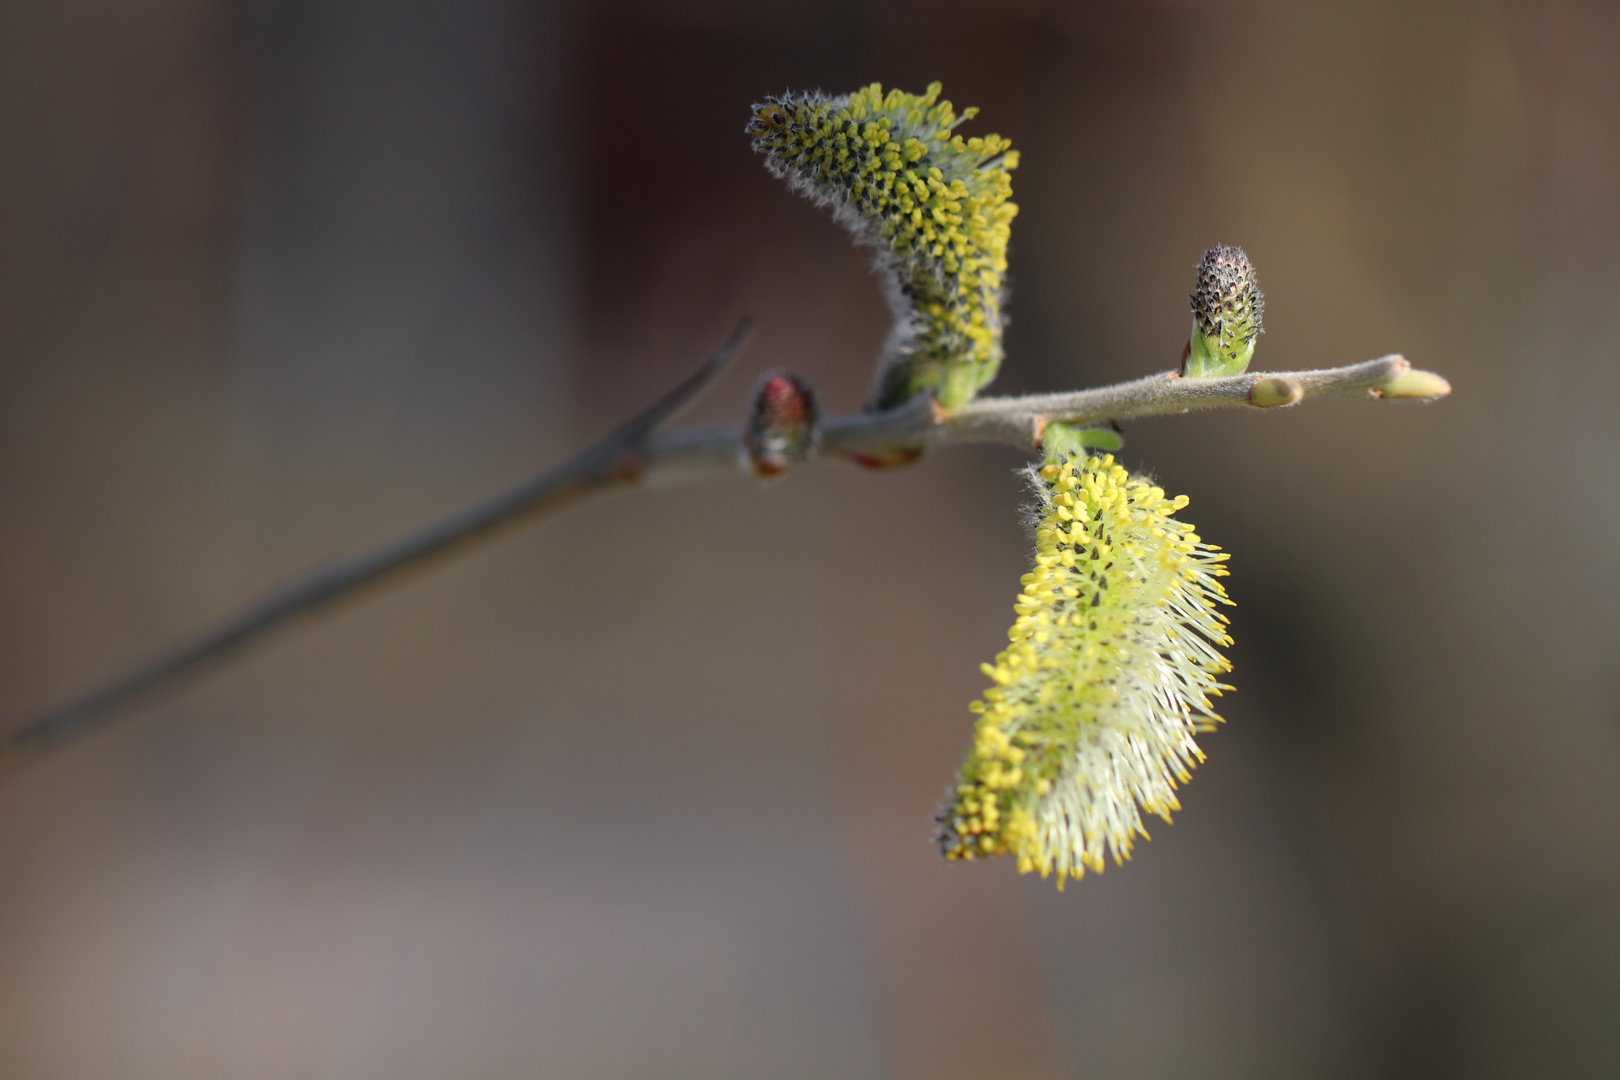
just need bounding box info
[1185,245,1263,378]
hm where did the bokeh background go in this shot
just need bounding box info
[3,0,1618,1076]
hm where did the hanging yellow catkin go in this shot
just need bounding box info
[936,454,1233,887]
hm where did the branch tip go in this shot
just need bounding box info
[623,316,753,442]
[1374,367,1451,400]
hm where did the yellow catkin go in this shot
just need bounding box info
[936,455,1233,886]
[747,82,1018,411]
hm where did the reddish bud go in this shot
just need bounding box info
[744,372,819,478]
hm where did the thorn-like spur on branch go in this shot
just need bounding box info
[0,319,754,777]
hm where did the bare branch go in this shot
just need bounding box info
[0,340,1447,775]
[0,319,753,775]
[932,353,1438,448]
[648,353,1447,478]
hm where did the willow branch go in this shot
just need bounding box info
[0,341,1446,775]
[647,353,1446,480]
[0,319,754,774]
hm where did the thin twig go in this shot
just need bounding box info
[0,319,754,775]
[0,340,1446,775]
[646,353,1443,479]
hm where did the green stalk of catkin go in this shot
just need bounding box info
[936,454,1233,887]
[748,83,1018,411]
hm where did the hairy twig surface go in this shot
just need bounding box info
[650,353,1437,478]
[0,324,1447,776]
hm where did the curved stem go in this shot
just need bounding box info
[0,338,1446,775]
[0,319,753,775]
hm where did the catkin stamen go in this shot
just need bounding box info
[936,454,1233,886]
[747,83,1018,411]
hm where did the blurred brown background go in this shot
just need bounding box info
[2,0,1618,1076]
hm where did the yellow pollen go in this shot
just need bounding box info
[936,454,1234,887]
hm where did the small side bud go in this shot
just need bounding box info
[744,372,819,478]
[1185,245,1264,378]
[1374,368,1452,400]
[1248,376,1302,408]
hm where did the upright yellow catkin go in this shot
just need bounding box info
[747,82,1018,411]
[937,454,1233,886]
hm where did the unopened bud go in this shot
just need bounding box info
[1185,245,1263,378]
[744,372,819,478]
[1248,376,1301,408]
[1374,367,1452,400]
